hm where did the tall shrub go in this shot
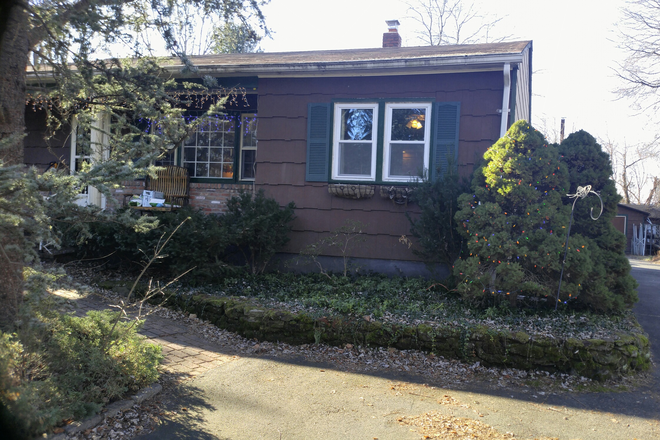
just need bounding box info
[65,207,231,283]
[453,121,592,309]
[408,163,470,266]
[557,131,638,312]
[224,190,296,274]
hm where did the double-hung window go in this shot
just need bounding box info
[332,103,378,181]
[382,103,431,182]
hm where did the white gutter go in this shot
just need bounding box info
[26,49,529,82]
[500,63,511,138]
[165,53,526,79]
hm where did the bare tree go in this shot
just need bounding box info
[644,176,660,204]
[602,136,659,204]
[405,0,510,46]
[160,4,265,55]
[617,0,660,114]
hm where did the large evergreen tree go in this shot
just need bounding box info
[557,131,638,312]
[0,0,268,324]
[454,121,637,313]
[453,121,593,310]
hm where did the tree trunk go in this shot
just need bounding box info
[0,1,28,165]
[0,2,29,326]
[644,176,660,206]
[621,163,631,204]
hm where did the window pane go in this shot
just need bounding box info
[210,147,223,162]
[391,108,426,141]
[196,147,209,162]
[198,131,210,146]
[75,125,90,155]
[196,163,208,177]
[339,142,372,175]
[75,158,89,173]
[242,116,258,146]
[183,147,196,162]
[389,143,425,177]
[223,148,234,162]
[242,150,256,179]
[184,163,195,177]
[155,150,175,166]
[184,132,197,146]
[223,164,233,178]
[224,130,235,147]
[209,163,224,177]
[209,131,223,146]
[341,109,373,141]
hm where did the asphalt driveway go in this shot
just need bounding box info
[630,258,660,381]
[139,259,660,440]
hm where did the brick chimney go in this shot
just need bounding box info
[383,20,401,48]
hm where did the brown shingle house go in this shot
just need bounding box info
[614,204,660,254]
[24,28,533,275]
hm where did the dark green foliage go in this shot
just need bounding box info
[224,190,296,274]
[557,131,638,312]
[408,163,470,266]
[212,272,443,319]
[453,121,591,309]
[66,207,232,283]
[65,191,296,280]
[453,122,637,314]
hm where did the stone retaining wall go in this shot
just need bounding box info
[170,294,651,381]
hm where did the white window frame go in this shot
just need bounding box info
[382,102,432,183]
[239,113,258,181]
[331,103,378,182]
[70,113,109,208]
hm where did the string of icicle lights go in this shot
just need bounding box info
[25,87,250,112]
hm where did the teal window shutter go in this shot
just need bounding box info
[306,103,331,181]
[431,102,461,180]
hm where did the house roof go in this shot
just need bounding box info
[619,203,660,219]
[164,41,533,78]
[26,40,532,82]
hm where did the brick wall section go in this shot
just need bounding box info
[110,180,146,209]
[110,181,253,214]
[382,32,401,48]
[189,182,253,214]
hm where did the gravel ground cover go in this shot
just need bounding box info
[52,263,652,440]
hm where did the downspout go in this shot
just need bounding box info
[500,63,511,138]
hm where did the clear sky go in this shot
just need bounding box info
[259,0,649,147]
